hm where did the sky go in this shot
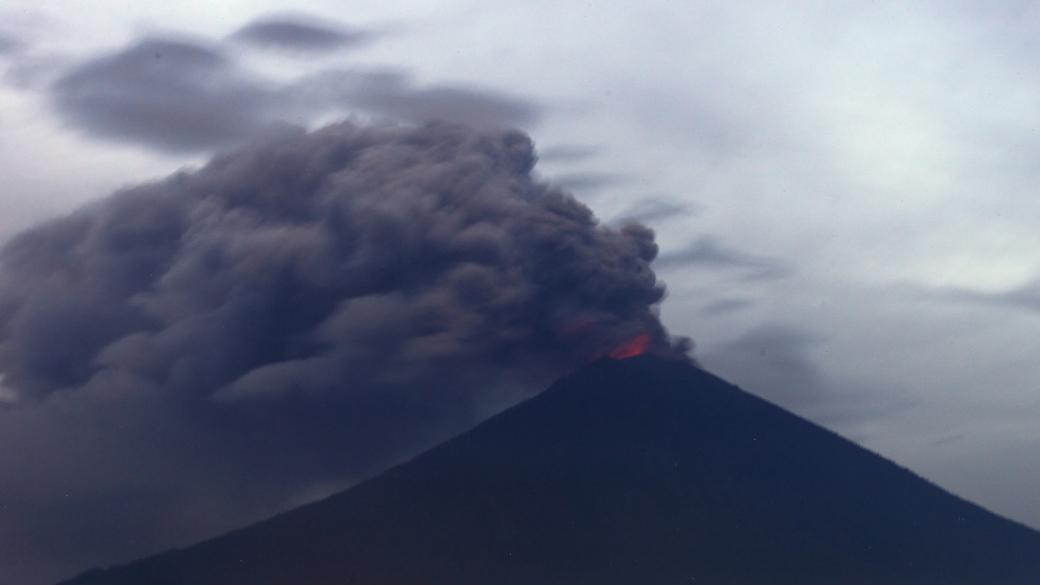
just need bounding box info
[1,1,1039,583]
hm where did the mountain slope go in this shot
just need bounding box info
[60,355,1040,585]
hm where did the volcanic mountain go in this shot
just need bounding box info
[60,355,1040,585]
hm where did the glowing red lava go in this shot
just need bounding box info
[608,333,652,359]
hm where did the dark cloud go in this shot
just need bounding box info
[50,36,279,153]
[230,14,372,52]
[654,236,792,280]
[298,69,541,130]
[45,35,541,153]
[612,197,696,225]
[0,122,685,584]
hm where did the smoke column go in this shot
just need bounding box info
[0,121,687,584]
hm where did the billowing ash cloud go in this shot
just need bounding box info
[0,121,675,402]
[0,122,684,584]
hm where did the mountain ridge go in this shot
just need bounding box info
[59,355,1040,585]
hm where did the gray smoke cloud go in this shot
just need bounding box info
[0,121,685,584]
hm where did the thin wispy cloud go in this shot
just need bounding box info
[930,278,1040,313]
[305,70,541,129]
[612,197,696,225]
[549,171,629,194]
[230,14,374,53]
[655,236,793,281]
[701,323,826,410]
[536,144,601,163]
[0,33,21,54]
[699,297,753,315]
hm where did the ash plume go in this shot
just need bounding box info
[0,121,686,584]
[0,121,679,402]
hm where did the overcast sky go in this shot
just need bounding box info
[2,1,1039,583]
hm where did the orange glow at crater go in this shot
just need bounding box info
[608,333,652,359]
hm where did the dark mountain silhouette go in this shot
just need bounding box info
[59,355,1040,585]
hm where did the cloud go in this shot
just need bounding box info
[931,278,1040,313]
[700,324,826,411]
[297,69,541,130]
[548,171,628,194]
[699,297,753,315]
[612,197,696,225]
[0,122,686,584]
[360,82,540,130]
[1,121,680,402]
[50,36,280,153]
[536,144,601,163]
[4,52,68,89]
[0,33,21,54]
[655,236,792,280]
[44,34,541,153]
[230,14,373,53]
[0,374,15,403]
[698,323,916,446]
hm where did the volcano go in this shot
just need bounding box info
[59,355,1040,585]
